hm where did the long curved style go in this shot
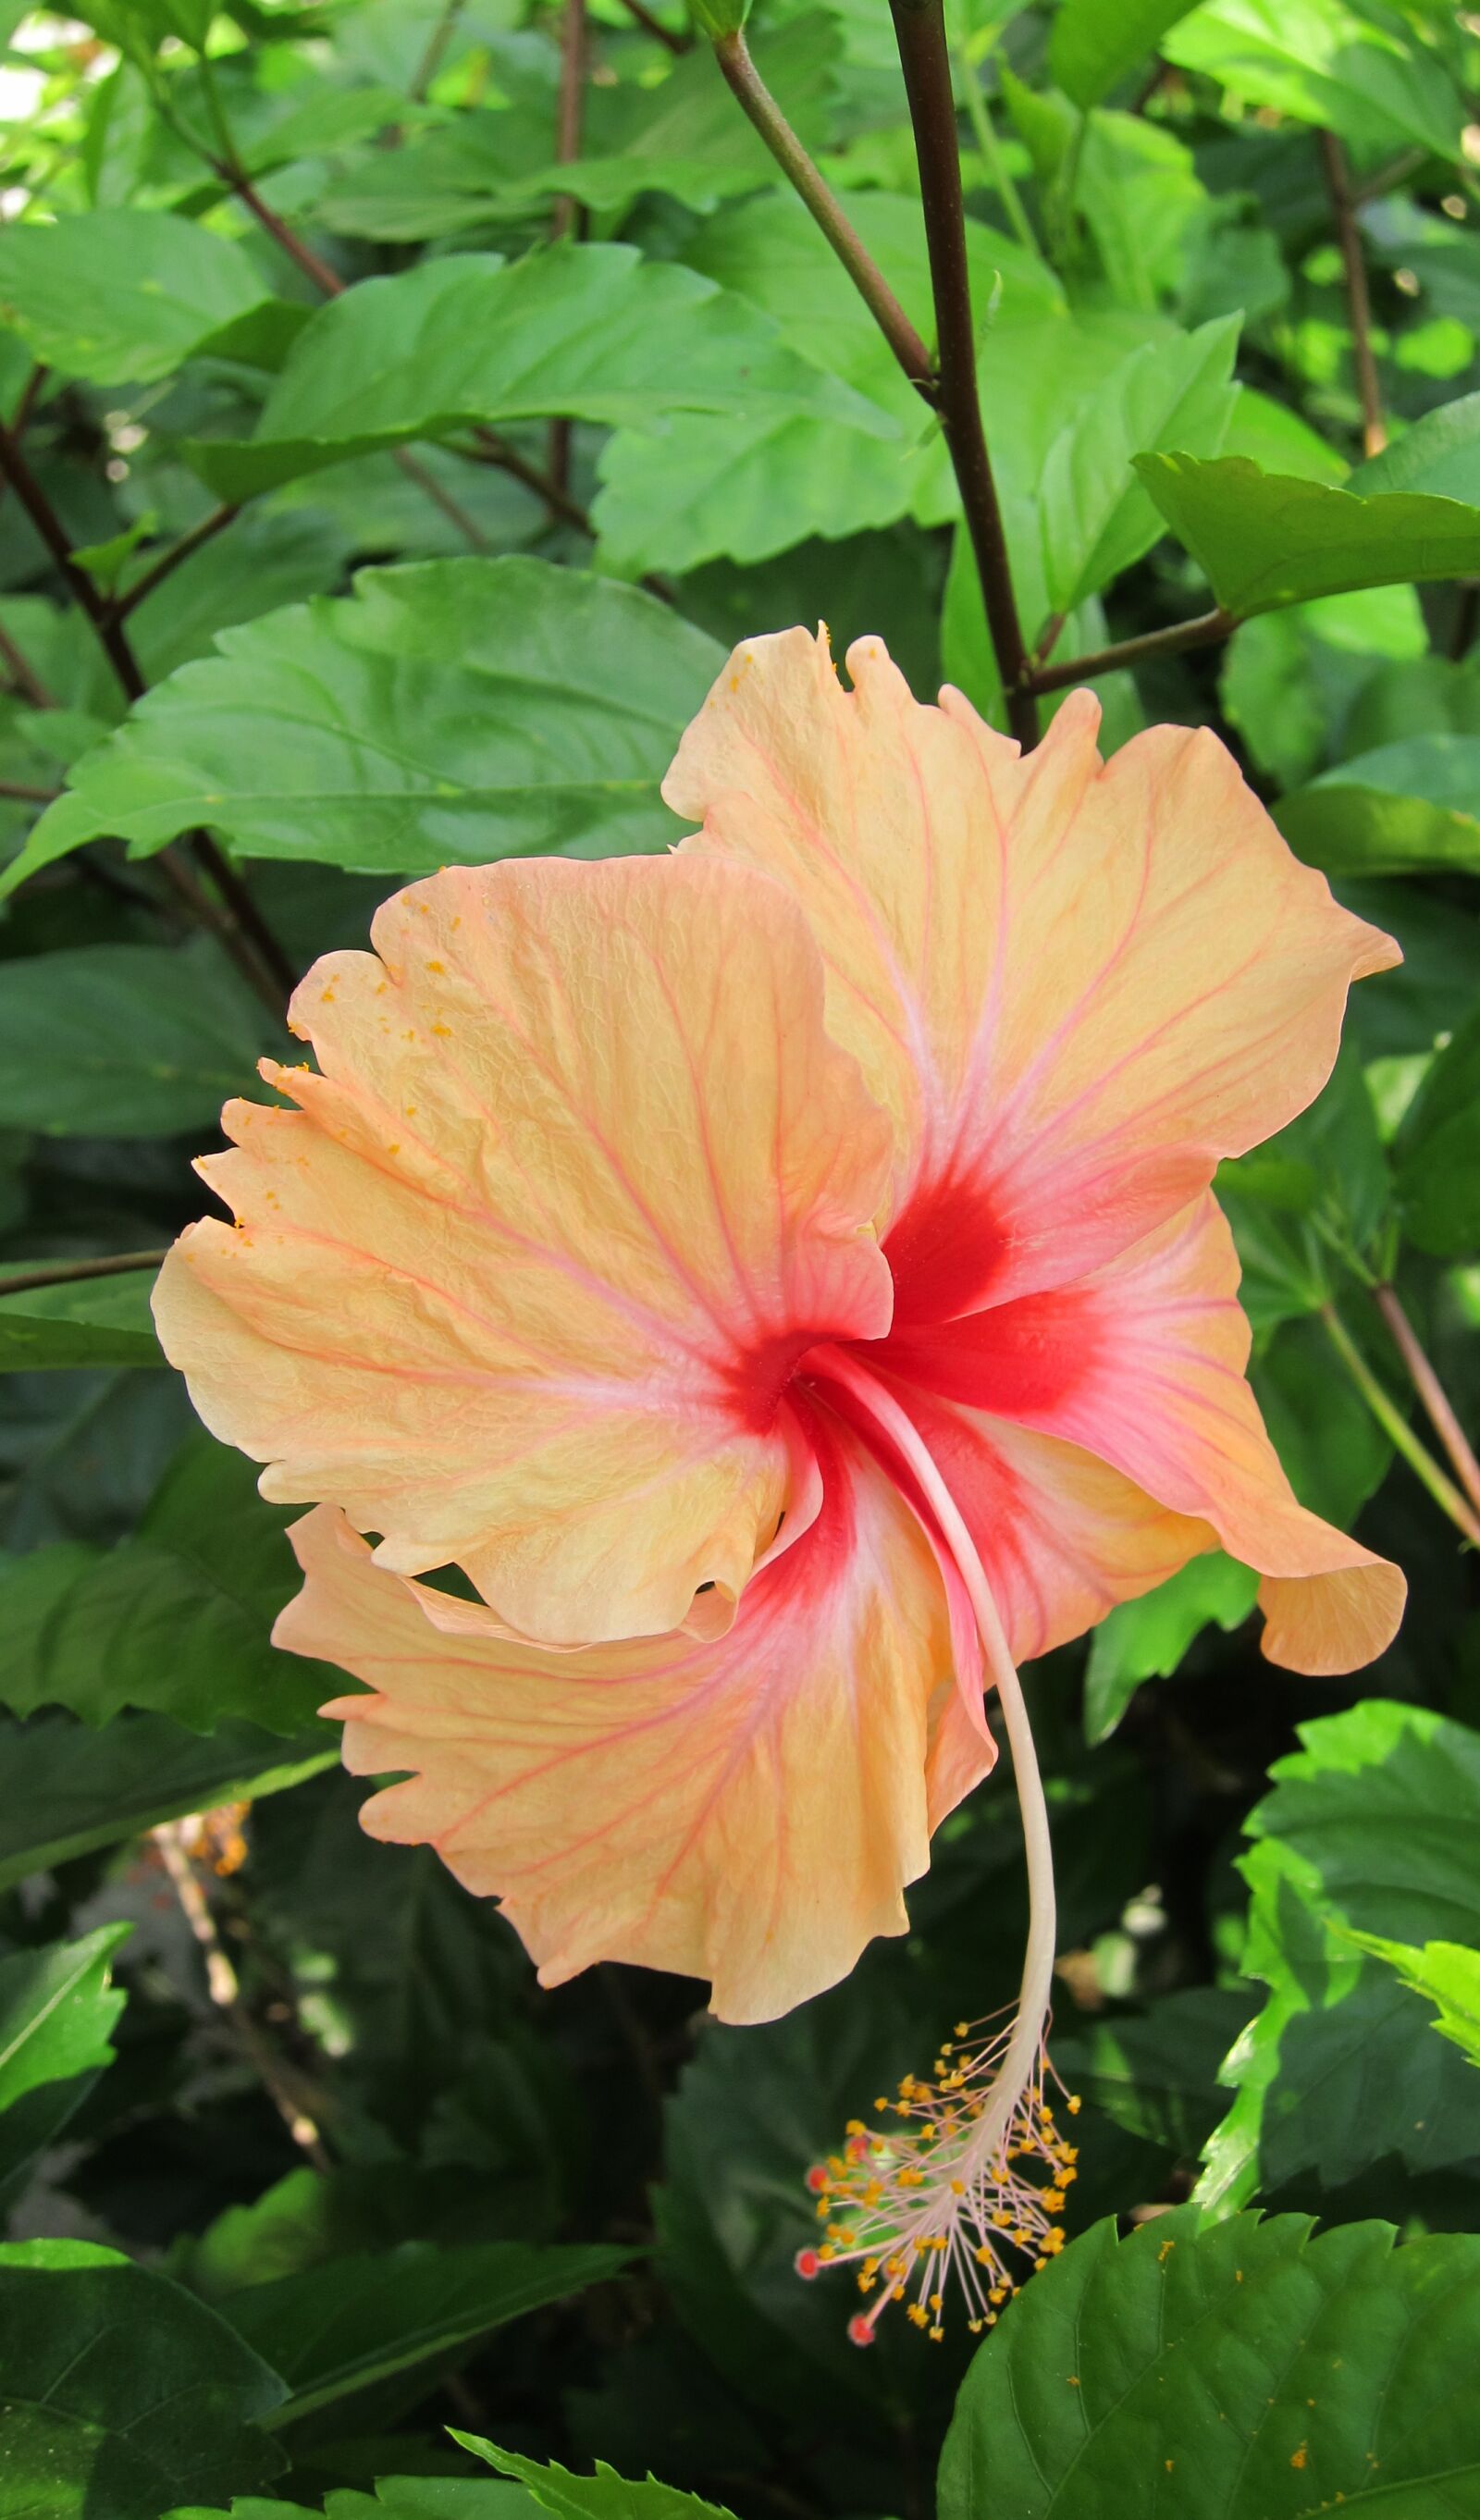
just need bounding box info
[154,629,1403,2331]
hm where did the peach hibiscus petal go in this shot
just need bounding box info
[276,1412,989,2024]
[666,631,1400,1318]
[884,1195,1405,1674]
[153,855,895,1647]
[838,1371,1213,1667]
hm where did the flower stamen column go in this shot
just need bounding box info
[802,1348,1070,2340]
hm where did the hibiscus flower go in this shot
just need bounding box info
[154,630,1402,2332]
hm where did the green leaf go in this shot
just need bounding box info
[1162,0,1469,161]
[1076,110,1210,311]
[0,940,273,1136]
[183,246,888,502]
[1083,1552,1259,1744]
[1394,998,1480,1254]
[1135,452,1480,615]
[221,2241,629,2423]
[593,412,916,578]
[455,2440,733,2520]
[1199,1701,1480,2209]
[0,1924,130,2195]
[166,2488,534,2520]
[1050,0,1203,107]
[1348,1932,1480,2068]
[1220,585,1427,791]
[128,510,356,688]
[1040,317,1240,613]
[596,191,1064,574]
[1054,1990,1255,2156]
[1276,734,1480,879]
[504,17,829,215]
[938,2204,1480,2519]
[0,2238,288,2518]
[0,1433,340,1737]
[7,561,722,892]
[1217,385,1349,485]
[0,210,277,387]
[1252,1312,1393,1526]
[0,1712,335,1891]
[0,1265,161,1368]
[1355,388,1480,505]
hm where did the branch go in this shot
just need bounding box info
[0,1248,168,1296]
[616,0,691,50]
[1022,605,1234,697]
[153,1820,334,2172]
[211,153,346,298]
[0,415,147,701]
[0,778,59,804]
[549,0,589,497]
[393,446,490,548]
[1321,1302,1480,1550]
[889,0,1036,747]
[1319,128,1386,460]
[553,0,587,242]
[946,1,1036,258]
[711,30,934,397]
[0,615,56,710]
[0,418,295,1008]
[1350,144,1426,209]
[410,0,468,98]
[110,500,241,623]
[1375,1283,1480,1525]
[208,133,577,543]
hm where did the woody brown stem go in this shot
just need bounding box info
[153,1821,334,2173]
[889,0,1037,748]
[110,501,240,622]
[712,29,934,397]
[1320,129,1386,460]
[1023,606,1235,696]
[549,0,589,494]
[0,417,293,1007]
[0,1249,168,1296]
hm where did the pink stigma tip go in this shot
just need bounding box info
[795,2248,821,2280]
[847,2315,877,2348]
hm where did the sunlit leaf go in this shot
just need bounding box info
[1136,452,1480,614]
[1162,0,1469,160]
[0,1266,161,1369]
[1050,0,1203,107]
[6,562,722,893]
[1039,316,1240,611]
[0,209,278,386]
[183,246,888,503]
[1199,1700,1480,2209]
[455,2440,733,2520]
[1276,734,1480,877]
[0,2239,288,2517]
[939,2205,1480,2518]
[0,1925,130,2197]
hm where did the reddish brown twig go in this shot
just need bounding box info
[1023,607,1235,697]
[889,0,1036,747]
[1320,129,1386,459]
[1375,1284,1480,1525]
